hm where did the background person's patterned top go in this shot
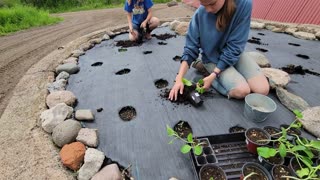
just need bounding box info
[125,0,153,25]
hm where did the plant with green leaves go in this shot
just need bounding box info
[243,172,257,180]
[257,110,320,179]
[166,125,203,155]
[182,78,205,94]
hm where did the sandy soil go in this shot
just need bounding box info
[0,4,194,180]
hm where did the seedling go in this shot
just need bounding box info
[167,125,203,155]
[182,78,205,94]
[257,110,320,179]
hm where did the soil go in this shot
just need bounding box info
[272,165,291,180]
[247,36,268,45]
[91,62,103,66]
[143,51,152,54]
[243,166,268,180]
[288,42,301,46]
[280,64,320,77]
[257,33,265,36]
[116,40,141,48]
[229,125,246,133]
[154,79,169,89]
[97,108,103,112]
[159,85,196,105]
[119,106,136,121]
[264,126,281,139]
[280,125,301,135]
[173,120,192,138]
[172,55,181,61]
[152,33,176,40]
[158,41,167,45]
[115,68,131,75]
[200,166,226,180]
[256,48,268,53]
[296,54,309,59]
[247,129,269,145]
[264,153,283,164]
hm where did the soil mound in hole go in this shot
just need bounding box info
[257,33,265,36]
[152,33,176,41]
[229,125,246,133]
[119,106,136,121]
[159,88,190,105]
[173,55,181,61]
[115,68,131,75]
[91,62,103,66]
[296,54,309,59]
[158,42,167,45]
[256,48,268,53]
[280,64,320,76]
[154,79,168,89]
[143,51,152,54]
[248,36,268,45]
[288,42,300,47]
[173,120,192,138]
[116,40,141,48]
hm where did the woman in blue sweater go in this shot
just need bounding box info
[169,0,269,100]
[124,0,160,41]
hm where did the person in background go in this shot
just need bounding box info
[169,0,269,101]
[124,0,160,41]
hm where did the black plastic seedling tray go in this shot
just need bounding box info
[190,132,258,180]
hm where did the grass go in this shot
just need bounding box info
[0,5,62,36]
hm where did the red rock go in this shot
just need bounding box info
[60,142,86,170]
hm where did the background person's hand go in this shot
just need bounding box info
[140,21,147,29]
[169,80,184,101]
[202,74,215,90]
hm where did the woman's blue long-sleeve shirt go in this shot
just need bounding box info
[182,0,252,71]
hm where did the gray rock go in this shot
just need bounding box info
[91,164,122,180]
[78,148,105,180]
[293,31,316,40]
[315,31,320,40]
[52,119,82,147]
[56,71,70,81]
[56,63,80,75]
[71,49,85,58]
[243,52,270,68]
[262,68,290,89]
[40,103,73,133]
[46,90,77,108]
[285,27,297,35]
[90,38,102,45]
[301,106,320,138]
[47,79,67,93]
[167,0,178,7]
[175,22,189,36]
[265,25,276,31]
[272,27,285,33]
[169,20,180,31]
[250,21,265,29]
[76,128,98,147]
[161,22,170,27]
[276,87,310,112]
[106,30,115,37]
[169,178,179,180]
[62,57,78,64]
[102,34,110,40]
[75,109,94,121]
[80,42,94,51]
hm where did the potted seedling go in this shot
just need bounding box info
[245,127,270,154]
[240,162,272,180]
[180,78,205,107]
[199,164,227,180]
[263,126,282,140]
[258,151,284,170]
[271,164,292,180]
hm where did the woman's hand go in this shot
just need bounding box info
[202,73,216,90]
[169,79,184,101]
[140,21,147,29]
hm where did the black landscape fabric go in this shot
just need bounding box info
[67,27,320,180]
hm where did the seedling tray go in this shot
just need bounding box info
[190,132,258,180]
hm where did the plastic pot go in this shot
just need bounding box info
[199,164,226,180]
[240,162,272,180]
[263,126,281,140]
[258,153,284,170]
[271,164,293,180]
[289,157,308,179]
[280,124,301,141]
[245,128,270,154]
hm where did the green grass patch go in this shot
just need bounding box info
[0,5,62,36]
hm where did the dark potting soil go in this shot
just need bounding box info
[158,41,167,45]
[288,42,301,46]
[264,154,283,164]
[152,33,176,41]
[229,125,246,133]
[296,54,310,59]
[116,40,141,48]
[91,62,103,66]
[256,48,268,53]
[172,55,181,61]
[200,166,226,180]
[143,51,152,54]
[115,68,131,75]
[243,166,268,180]
[154,79,168,89]
[247,129,269,145]
[257,33,265,36]
[97,108,103,112]
[264,127,281,139]
[280,64,320,77]
[119,106,136,121]
[159,85,196,106]
[247,37,268,45]
[273,165,291,180]
[173,121,192,138]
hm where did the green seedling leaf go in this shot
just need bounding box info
[196,86,205,94]
[198,79,204,86]
[293,109,303,119]
[296,168,309,178]
[166,125,175,136]
[168,139,174,144]
[310,140,320,150]
[209,177,214,180]
[194,145,203,156]
[187,133,193,143]
[182,78,192,86]
[180,144,192,154]
[302,149,314,159]
[281,127,287,139]
[292,145,306,152]
[257,147,277,158]
[301,156,313,169]
[279,143,287,158]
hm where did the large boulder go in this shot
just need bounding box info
[275,87,310,112]
[175,22,189,36]
[301,107,320,138]
[293,31,316,40]
[60,142,86,171]
[91,164,122,180]
[52,119,82,147]
[243,51,270,68]
[262,68,290,89]
[46,90,77,108]
[78,148,105,180]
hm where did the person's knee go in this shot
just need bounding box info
[228,86,251,99]
[149,17,160,28]
[251,82,270,95]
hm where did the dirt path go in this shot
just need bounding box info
[0,4,194,118]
